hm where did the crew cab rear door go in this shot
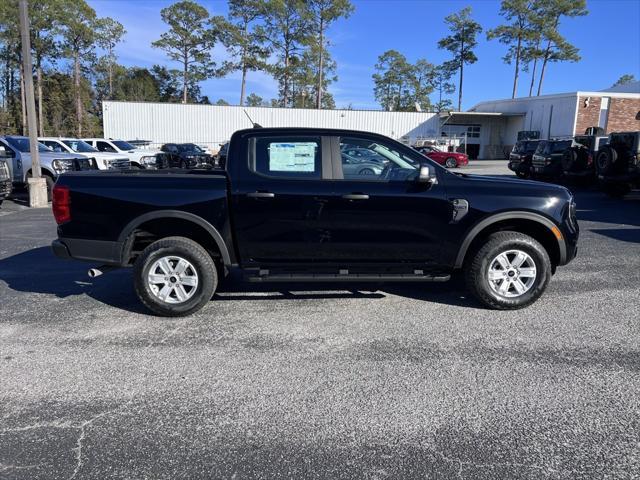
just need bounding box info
[229,133,334,265]
[327,134,450,267]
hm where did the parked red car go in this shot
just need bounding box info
[415,145,469,168]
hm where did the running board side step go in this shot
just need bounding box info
[244,272,451,283]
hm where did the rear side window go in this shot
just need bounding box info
[249,136,321,179]
[552,141,572,153]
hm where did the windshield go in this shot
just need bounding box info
[369,143,419,169]
[63,140,98,153]
[515,141,538,153]
[5,137,51,153]
[112,140,135,151]
[177,143,204,153]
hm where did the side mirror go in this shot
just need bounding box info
[417,164,437,184]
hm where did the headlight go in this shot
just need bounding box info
[52,159,75,173]
[0,161,9,180]
[140,156,158,168]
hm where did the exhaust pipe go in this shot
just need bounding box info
[88,265,117,278]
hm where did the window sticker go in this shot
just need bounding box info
[268,142,317,172]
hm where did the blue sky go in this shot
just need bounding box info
[90,0,640,110]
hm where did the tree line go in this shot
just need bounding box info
[0,0,630,137]
[373,0,590,112]
[0,0,353,137]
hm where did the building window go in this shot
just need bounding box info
[598,97,610,130]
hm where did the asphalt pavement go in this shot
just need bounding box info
[1,164,639,479]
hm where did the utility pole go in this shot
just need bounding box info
[19,0,47,207]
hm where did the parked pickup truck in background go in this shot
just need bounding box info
[52,127,579,316]
[0,135,95,200]
[39,137,130,171]
[157,143,214,169]
[0,158,11,205]
[82,138,160,169]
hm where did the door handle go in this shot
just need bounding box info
[247,191,275,198]
[342,194,369,200]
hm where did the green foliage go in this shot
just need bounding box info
[306,0,354,108]
[487,0,536,97]
[522,0,587,95]
[261,0,311,106]
[432,64,455,112]
[438,6,482,110]
[152,0,217,103]
[216,0,270,105]
[612,74,636,87]
[372,50,435,111]
[215,98,230,106]
[246,93,265,106]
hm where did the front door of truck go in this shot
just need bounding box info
[230,134,335,265]
[327,135,450,267]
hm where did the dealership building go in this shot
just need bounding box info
[103,82,640,159]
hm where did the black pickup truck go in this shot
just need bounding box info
[51,128,579,316]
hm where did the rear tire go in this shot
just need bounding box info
[464,231,552,310]
[133,236,217,317]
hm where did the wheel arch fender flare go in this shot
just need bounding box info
[118,210,232,266]
[454,211,567,268]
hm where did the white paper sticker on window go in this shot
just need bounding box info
[269,142,317,172]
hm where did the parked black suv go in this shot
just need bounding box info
[508,140,541,178]
[561,134,609,181]
[596,131,640,197]
[51,128,578,316]
[531,139,574,179]
[158,143,214,169]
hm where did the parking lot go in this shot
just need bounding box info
[1,163,639,479]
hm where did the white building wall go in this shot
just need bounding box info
[471,94,579,140]
[102,101,440,147]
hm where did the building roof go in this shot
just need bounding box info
[439,111,526,118]
[601,80,640,94]
[469,89,640,111]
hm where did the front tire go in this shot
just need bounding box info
[445,157,458,168]
[133,236,217,316]
[464,231,551,310]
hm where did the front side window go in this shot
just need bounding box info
[339,136,420,182]
[96,141,116,153]
[42,141,66,153]
[5,137,50,153]
[250,136,321,179]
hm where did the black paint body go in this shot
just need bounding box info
[53,128,579,276]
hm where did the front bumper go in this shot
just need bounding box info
[508,161,531,174]
[52,238,124,265]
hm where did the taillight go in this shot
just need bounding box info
[587,154,593,166]
[52,185,71,224]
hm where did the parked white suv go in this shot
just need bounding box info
[39,138,130,170]
[82,138,160,169]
